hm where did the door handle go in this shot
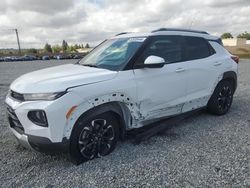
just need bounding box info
[175,68,185,73]
[214,62,222,66]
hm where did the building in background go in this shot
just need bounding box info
[222,38,250,46]
[76,48,93,53]
[222,38,250,56]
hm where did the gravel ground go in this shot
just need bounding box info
[0,59,249,187]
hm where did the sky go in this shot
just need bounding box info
[0,0,249,49]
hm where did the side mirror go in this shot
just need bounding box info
[144,55,165,65]
[135,55,165,69]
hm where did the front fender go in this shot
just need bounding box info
[63,92,142,139]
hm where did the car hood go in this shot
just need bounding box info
[10,64,117,93]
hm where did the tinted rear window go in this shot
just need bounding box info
[184,36,211,60]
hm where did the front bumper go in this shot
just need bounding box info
[11,127,33,150]
[10,127,69,153]
[5,91,83,153]
[5,91,83,142]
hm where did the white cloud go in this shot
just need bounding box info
[7,0,73,14]
[0,0,249,48]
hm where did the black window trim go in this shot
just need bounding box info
[127,35,186,70]
[123,35,218,71]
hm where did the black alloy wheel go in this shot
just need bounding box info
[70,112,119,164]
[207,80,234,115]
[78,118,115,159]
[217,85,233,113]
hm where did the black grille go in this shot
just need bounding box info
[10,90,24,101]
[6,105,24,134]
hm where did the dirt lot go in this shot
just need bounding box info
[0,59,249,187]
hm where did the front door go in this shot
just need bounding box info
[133,35,188,120]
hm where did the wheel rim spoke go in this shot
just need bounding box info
[91,119,106,132]
[98,140,111,156]
[80,141,95,159]
[101,140,111,148]
[102,135,114,141]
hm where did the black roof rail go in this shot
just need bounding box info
[151,28,208,34]
[115,32,132,36]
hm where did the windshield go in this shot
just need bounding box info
[78,37,146,71]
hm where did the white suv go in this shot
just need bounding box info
[5,28,238,164]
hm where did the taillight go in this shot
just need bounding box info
[231,55,239,64]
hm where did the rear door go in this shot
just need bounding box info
[133,35,188,120]
[182,36,222,112]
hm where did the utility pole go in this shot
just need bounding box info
[14,29,21,54]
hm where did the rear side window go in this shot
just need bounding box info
[184,36,211,60]
[208,43,216,55]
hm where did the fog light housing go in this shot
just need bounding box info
[27,110,48,127]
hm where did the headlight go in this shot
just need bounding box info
[23,91,66,101]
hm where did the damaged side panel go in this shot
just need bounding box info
[87,92,142,126]
[63,71,143,138]
[63,66,228,140]
[133,63,188,121]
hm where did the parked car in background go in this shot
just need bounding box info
[65,54,74,59]
[21,55,37,61]
[42,56,50,60]
[5,28,238,164]
[72,54,81,59]
[15,56,24,61]
[1,55,37,62]
[55,55,65,60]
[3,56,13,62]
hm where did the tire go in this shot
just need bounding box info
[69,112,119,165]
[207,80,234,115]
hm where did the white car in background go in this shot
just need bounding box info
[5,28,238,164]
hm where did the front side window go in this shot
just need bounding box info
[136,35,184,64]
[184,36,211,60]
[78,37,145,71]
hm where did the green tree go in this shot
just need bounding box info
[27,48,38,54]
[74,44,80,49]
[71,45,77,52]
[221,32,233,39]
[52,45,62,53]
[65,45,77,53]
[237,31,250,40]
[85,43,90,48]
[62,40,68,52]
[44,43,52,53]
